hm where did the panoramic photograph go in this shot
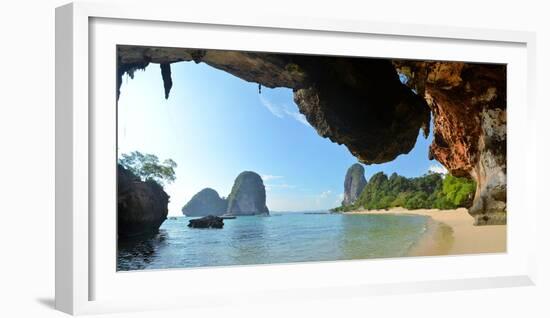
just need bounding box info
[116,46,507,271]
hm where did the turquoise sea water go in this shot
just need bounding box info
[117,213,429,271]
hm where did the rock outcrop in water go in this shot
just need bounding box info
[188,215,224,229]
[117,46,506,225]
[181,188,228,216]
[117,164,169,238]
[342,163,367,206]
[226,171,269,216]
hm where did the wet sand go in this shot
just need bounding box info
[344,208,506,256]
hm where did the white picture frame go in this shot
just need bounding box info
[55,1,537,315]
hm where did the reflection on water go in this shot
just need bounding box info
[117,230,168,271]
[117,213,428,271]
[228,217,268,264]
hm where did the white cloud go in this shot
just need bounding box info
[259,95,311,127]
[265,183,297,192]
[259,95,284,118]
[313,190,336,208]
[265,183,296,191]
[261,174,283,182]
[277,183,296,189]
[284,110,311,127]
[263,174,295,192]
[429,164,448,174]
[261,172,300,193]
[319,190,332,199]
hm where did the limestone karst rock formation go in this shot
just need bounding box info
[394,61,506,225]
[342,163,367,206]
[117,46,506,225]
[226,171,269,216]
[181,188,228,217]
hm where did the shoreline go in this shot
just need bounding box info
[343,207,506,256]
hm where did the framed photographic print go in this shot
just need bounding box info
[55,1,537,315]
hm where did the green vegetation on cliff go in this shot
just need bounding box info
[333,172,475,212]
[118,151,177,186]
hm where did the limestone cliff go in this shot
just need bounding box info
[394,61,506,225]
[181,188,228,217]
[117,46,430,164]
[342,163,367,206]
[226,171,269,216]
[117,46,506,225]
[117,164,169,238]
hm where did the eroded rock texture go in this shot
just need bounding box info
[117,46,506,225]
[226,171,269,216]
[117,46,430,164]
[342,163,367,206]
[395,61,506,225]
[117,164,169,238]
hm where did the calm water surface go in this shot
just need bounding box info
[117,213,428,271]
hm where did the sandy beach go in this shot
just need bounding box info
[344,207,506,256]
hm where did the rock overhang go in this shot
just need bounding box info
[117,46,507,225]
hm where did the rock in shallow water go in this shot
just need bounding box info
[188,215,224,229]
[117,164,169,238]
[226,171,269,216]
[181,188,228,216]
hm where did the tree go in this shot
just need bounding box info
[441,175,476,207]
[403,192,429,210]
[118,151,177,186]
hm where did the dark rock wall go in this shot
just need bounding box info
[118,47,430,164]
[292,56,430,164]
[118,164,169,238]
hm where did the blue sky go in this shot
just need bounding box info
[118,61,445,215]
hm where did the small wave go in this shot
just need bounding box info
[402,217,431,256]
[401,240,417,257]
[420,223,428,234]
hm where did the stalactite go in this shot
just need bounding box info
[160,63,172,100]
[116,46,507,224]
